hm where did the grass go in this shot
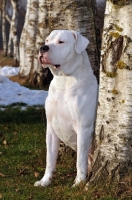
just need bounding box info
[1,107,131,200]
[0,107,79,200]
[0,107,121,200]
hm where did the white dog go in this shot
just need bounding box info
[34,30,98,187]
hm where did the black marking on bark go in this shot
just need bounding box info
[99,125,104,142]
[107,97,111,102]
[102,35,123,73]
[110,0,130,6]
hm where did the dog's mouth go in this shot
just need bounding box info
[39,55,61,69]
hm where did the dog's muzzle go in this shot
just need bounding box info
[38,44,60,69]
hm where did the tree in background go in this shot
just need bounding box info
[19,0,30,76]
[1,0,7,56]
[6,0,19,63]
[87,0,132,196]
[0,0,22,62]
[19,0,39,76]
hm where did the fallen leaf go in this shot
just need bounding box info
[0,194,2,199]
[0,172,5,177]
[34,172,39,178]
[3,139,7,145]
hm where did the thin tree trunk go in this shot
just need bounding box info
[10,0,19,62]
[2,0,7,56]
[87,0,132,193]
[7,19,12,56]
[7,0,19,63]
[19,0,31,76]
[20,0,38,76]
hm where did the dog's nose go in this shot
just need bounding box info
[40,45,49,53]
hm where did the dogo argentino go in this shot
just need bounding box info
[34,30,98,187]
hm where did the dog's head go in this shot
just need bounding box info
[38,30,89,73]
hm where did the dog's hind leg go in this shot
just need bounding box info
[34,122,60,187]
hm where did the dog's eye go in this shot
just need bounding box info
[59,41,64,44]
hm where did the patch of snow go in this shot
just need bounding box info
[0,66,48,108]
[0,66,20,76]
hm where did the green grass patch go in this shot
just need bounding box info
[0,107,77,200]
[0,107,130,199]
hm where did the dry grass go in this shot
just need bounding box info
[0,50,18,67]
[9,75,28,85]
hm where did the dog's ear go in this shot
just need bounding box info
[71,31,89,54]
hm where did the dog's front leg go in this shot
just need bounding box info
[73,127,93,187]
[34,122,60,187]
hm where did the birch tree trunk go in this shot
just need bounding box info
[1,0,7,56]
[87,0,132,193]
[20,0,38,76]
[19,0,99,87]
[10,0,19,62]
[6,0,19,63]
[19,0,30,75]
[28,0,53,87]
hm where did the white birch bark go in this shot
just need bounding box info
[20,0,38,76]
[87,0,132,188]
[29,0,51,86]
[1,0,7,56]
[10,0,19,62]
[6,15,12,57]
[33,0,49,73]
[7,0,19,62]
[19,0,31,75]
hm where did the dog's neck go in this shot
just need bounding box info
[49,51,93,90]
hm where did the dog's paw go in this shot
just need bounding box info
[72,181,86,188]
[34,179,51,187]
[72,176,86,187]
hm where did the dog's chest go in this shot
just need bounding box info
[46,83,77,150]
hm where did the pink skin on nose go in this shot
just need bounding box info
[38,51,60,69]
[38,51,51,67]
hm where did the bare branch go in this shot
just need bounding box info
[5,14,11,23]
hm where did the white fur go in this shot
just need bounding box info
[34,30,98,187]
